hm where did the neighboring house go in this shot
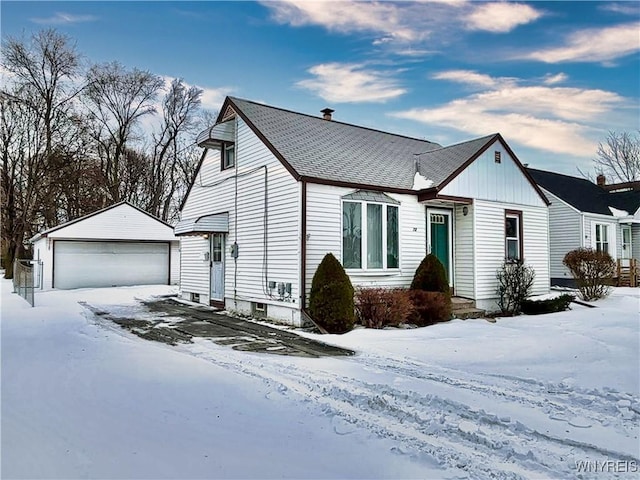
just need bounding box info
[176,96,550,326]
[527,168,640,287]
[30,202,180,290]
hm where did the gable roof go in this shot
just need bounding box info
[30,201,174,243]
[221,97,441,192]
[609,189,640,215]
[527,168,640,216]
[186,96,548,207]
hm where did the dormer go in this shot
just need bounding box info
[197,117,236,171]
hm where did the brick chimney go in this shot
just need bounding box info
[596,174,606,187]
[321,108,334,121]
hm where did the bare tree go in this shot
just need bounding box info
[594,131,640,183]
[1,30,81,278]
[83,62,163,203]
[144,78,202,221]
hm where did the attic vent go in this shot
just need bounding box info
[494,151,501,164]
[221,105,236,122]
[321,108,334,121]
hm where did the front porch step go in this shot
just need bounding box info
[451,297,485,320]
[452,308,486,320]
[451,297,475,311]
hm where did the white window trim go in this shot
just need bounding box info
[591,221,616,257]
[621,225,632,260]
[505,213,521,261]
[222,143,235,170]
[341,200,400,272]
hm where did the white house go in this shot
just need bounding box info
[528,168,640,286]
[176,97,550,326]
[30,202,180,290]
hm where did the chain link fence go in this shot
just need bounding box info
[12,259,42,307]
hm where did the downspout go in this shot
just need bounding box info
[301,179,307,309]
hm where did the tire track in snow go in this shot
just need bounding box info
[355,354,638,436]
[183,341,638,480]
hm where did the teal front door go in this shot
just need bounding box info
[428,211,450,282]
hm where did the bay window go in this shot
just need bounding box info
[342,200,399,270]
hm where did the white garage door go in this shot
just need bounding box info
[54,241,170,289]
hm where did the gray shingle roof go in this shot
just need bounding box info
[527,168,622,216]
[416,135,497,186]
[227,97,443,190]
[203,97,506,192]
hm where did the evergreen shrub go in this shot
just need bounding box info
[410,254,450,296]
[309,253,355,334]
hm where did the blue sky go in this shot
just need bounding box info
[2,1,639,176]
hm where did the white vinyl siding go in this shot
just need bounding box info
[179,236,210,297]
[306,183,425,300]
[542,189,582,281]
[632,225,640,261]
[33,238,53,290]
[439,140,546,208]
[473,200,549,301]
[180,116,300,306]
[170,242,180,285]
[453,204,474,298]
[46,204,177,242]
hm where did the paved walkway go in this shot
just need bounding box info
[87,297,354,358]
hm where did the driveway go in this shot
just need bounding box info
[83,296,354,358]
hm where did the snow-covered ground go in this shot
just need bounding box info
[2,279,639,479]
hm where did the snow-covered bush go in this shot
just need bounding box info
[563,248,615,301]
[496,260,535,315]
[521,294,574,315]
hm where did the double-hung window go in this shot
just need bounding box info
[595,224,609,253]
[221,142,235,170]
[505,211,522,261]
[342,199,399,270]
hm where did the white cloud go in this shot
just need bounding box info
[30,12,97,25]
[296,63,406,103]
[261,0,473,54]
[264,0,420,42]
[466,2,543,33]
[599,3,640,16]
[543,73,568,85]
[525,22,640,63]
[391,72,627,157]
[431,70,514,88]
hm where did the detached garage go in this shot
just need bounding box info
[31,202,180,290]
